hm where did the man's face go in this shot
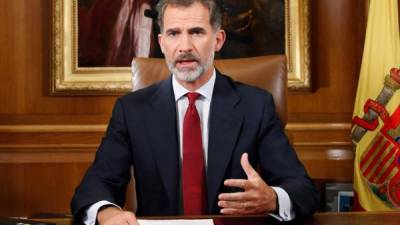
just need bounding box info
[158,2,225,83]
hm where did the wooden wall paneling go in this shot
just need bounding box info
[0,0,119,118]
[286,121,355,211]
[286,123,354,182]
[0,163,91,217]
[0,125,105,164]
[287,0,366,121]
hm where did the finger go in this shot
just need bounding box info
[220,207,246,215]
[224,179,249,189]
[240,153,258,178]
[218,200,249,209]
[127,219,139,225]
[123,212,139,225]
[219,192,248,201]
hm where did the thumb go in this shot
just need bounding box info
[240,153,258,178]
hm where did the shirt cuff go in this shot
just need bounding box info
[269,186,295,221]
[83,200,121,225]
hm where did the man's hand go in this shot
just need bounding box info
[97,206,139,225]
[218,153,277,215]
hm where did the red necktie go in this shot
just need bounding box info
[182,92,207,215]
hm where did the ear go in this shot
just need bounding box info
[158,33,165,54]
[214,29,226,52]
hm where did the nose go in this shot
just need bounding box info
[178,34,193,53]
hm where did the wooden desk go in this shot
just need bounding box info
[32,212,400,225]
[301,212,400,225]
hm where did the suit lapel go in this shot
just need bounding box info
[207,73,243,212]
[146,76,180,211]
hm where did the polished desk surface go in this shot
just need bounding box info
[31,212,400,225]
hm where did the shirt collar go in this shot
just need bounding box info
[172,69,216,101]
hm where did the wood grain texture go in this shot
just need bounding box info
[0,0,365,217]
[0,163,90,217]
[0,0,118,117]
[287,0,366,122]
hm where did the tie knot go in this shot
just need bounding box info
[186,92,200,105]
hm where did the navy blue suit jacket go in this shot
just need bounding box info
[71,72,319,220]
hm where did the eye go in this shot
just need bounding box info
[168,31,178,37]
[193,31,202,36]
[190,30,205,37]
[166,30,180,38]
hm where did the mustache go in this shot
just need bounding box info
[173,53,200,64]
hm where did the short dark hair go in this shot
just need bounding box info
[156,0,222,31]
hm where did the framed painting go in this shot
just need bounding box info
[50,0,311,95]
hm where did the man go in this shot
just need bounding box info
[71,1,319,224]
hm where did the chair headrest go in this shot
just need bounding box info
[132,55,287,126]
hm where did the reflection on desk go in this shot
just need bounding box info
[31,212,400,225]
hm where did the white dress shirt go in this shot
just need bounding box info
[84,69,294,225]
[172,69,215,167]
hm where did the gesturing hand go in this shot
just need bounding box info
[218,153,277,215]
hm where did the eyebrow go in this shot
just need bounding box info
[165,28,181,34]
[165,26,206,34]
[188,27,206,33]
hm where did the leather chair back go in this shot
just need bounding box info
[131,55,287,126]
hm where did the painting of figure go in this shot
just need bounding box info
[77,0,284,67]
[218,0,284,58]
[78,0,157,67]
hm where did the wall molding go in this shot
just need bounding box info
[0,143,97,150]
[0,122,352,133]
[294,141,352,147]
[0,122,353,163]
[0,144,96,163]
[286,122,351,131]
[0,124,107,133]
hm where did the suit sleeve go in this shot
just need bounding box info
[71,98,133,221]
[257,94,320,217]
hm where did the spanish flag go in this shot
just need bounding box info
[351,0,400,210]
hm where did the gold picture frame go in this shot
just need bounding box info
[50,0,311,95]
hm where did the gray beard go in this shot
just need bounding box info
[167,51,215,83]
